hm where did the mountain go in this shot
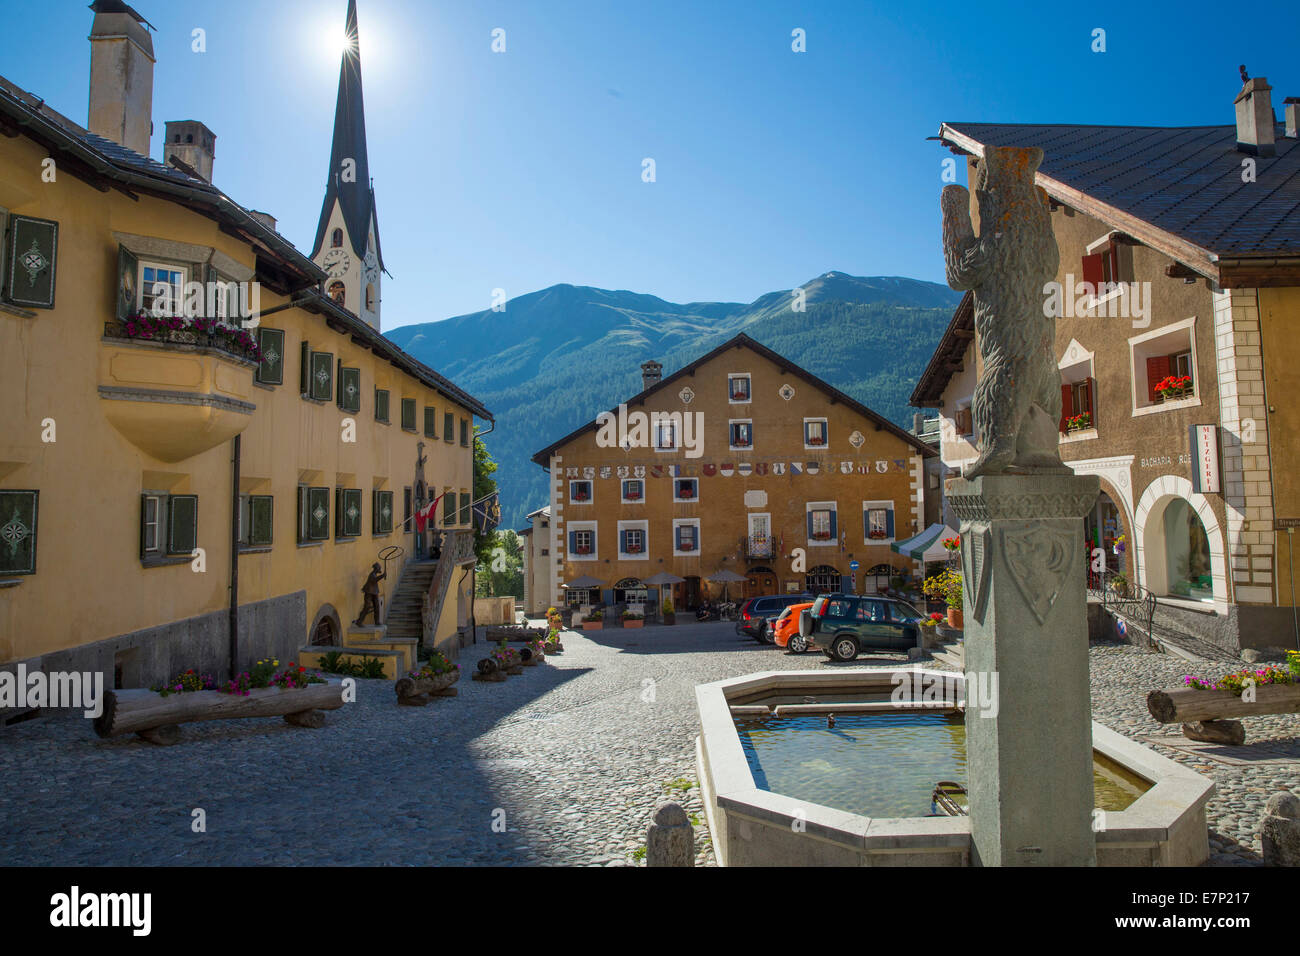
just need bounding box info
[386,272,962,529]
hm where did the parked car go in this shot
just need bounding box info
[772,602,815,653]
[736,594,814,643]
[799,593,926,661]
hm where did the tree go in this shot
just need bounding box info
[476,529,524,598]
[472,426,499,568]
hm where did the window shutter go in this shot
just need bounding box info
[885,509,894,539]
[375,388,389,422]
[373,490,393,534]
[0,489,39,574]
[167,495,198,555]
[569,530,578,553]
[339,367,361,412]
[309,352,333,401]
[1146,355,1171,402]
[297,486,305,541]
[424,407,437,438]
[461,419,470,446]
[116,244,139,321]
[139,493,150,558]
[1086,377,1097,426]
[4,215,58,309]
[460,493,471,526]
[1060,383,1074,433]
[340,488,362,536]
[444,411,454,441]
[806,512,814,539]
[256,328,284,385]
[250,495,273,545]
[335,488,344,536]
[674,526,681,550]
[620,529,628,553]
[308,487,330,540]
[1081,252,1104,291]
[300,340,310,394]
[829,510,838,540]
[401,398,416,431]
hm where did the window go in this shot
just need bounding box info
[336,488,363,538]
[459,492,471,527]
[807,501,837,544]
[729,420,753,449]
[619,521,649,557]
[328,281,345,306]
[570,480,592,503]
[623,529,645,554]
[729,374,751,402]
[165,495,197,555]
[953,404,974,438]
[675,521,699,553]
[401,398,417,431]
[460,419,470,447]
[424,406,438,438]
[0,489,38,575]
[1060,377,1096,433]
[238,494,274,548]
[804,419,828,447]
[139,262,186,316]
[443,411,455,443]
[375,388,390,423]
[337,365,361,413]
[674,478,698,502]
[622,479,644,502]
[298,486,330,543]
[1080,235,1132,311]
[863,500,895,542]
[570,527,596,557]
[140,493,198,562]
[308,351,334,401]
[373,490,394,535]
[654,419,678,451]
[255,328,284,386]
[365,283,376,312]
[331,228,343,248]
[1130,319,1198,412]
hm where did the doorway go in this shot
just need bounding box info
[745,566,776,597]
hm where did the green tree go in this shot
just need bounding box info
[476,529,524,598]
[472,426,499,568]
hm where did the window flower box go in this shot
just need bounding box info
[1065,412,1092,432]
[572,492,590,501]
[575,546,592,555]
[678,542,695,551]
[868,530,888,540]
[624,491,641,500]
[811,531,832,541]
[625,545,643,554]
[806,436,826,446]
[732,439,751,448]
[677,489,695,499]
[1154,375,1193,402]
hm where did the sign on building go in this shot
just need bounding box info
[1189,425,1220,494]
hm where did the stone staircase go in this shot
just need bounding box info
[929,623,964,669]
[385,559,439,643]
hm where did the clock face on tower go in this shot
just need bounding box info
[322,248,351,278]
[363,248,378,284]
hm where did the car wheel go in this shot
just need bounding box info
[761,623,776,644]
[752,622,767,644]
[831,635,858,663]
[788,634,808,654]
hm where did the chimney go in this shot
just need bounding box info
[88,1,156,157]
[1234,67,1276,157]
[163,120,216,182]
[248,211,278,233]
[640,360,662,391]
[1286,98,1299,139]
[913,412,925,434]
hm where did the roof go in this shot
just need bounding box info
[0,72,489,421]
[311,0,382,269]
[938,119,1300,283]
[530,333,936,466]
[910,291,973,407]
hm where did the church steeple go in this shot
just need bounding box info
[311,0,383,329]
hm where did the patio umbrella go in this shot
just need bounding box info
[891,523,959,564]
[706,569,747,602]
[643,572,685,586]
[562,575,605,588]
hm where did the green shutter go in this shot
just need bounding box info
[0,490,39,575]
[444,492,454,526]
[4,216,58,309]
[443,411,454,442]
[424,406,437,438]
[297,485,305,542]
[116,244,138,321]
[373,489,394,534]
[308,487,330,540]
[310,352,333,401]
[401,398,416,431]
[300,340,310,394]
[256,329,284,385]
[250,495,273,545]
[342,488,363,536]
[339,367,361,413]
[167,495,198,555]
[460,419,469,446]
[460,493,471,527]
[375,388,390,422]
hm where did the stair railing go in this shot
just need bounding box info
[1088,567,1156,645]
[421,529,476,649]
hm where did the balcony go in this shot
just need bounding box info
[98,319,258,463]
[743,534,773,559]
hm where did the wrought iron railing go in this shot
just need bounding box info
[104,318,262,364]
[742,534,772,559]
[1087,567,1156,645]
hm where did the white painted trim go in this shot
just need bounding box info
[673,517,701,557]
[1128,316,1199,414]
[617,518,650,561]
[727,372,752,404]
[1133,474,1228,614]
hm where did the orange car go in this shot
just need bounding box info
[772,602,814,653]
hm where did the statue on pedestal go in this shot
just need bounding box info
[354,562,386,627]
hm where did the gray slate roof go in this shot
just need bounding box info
[940,122,1300,258]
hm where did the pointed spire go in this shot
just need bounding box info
[312,0,380,267]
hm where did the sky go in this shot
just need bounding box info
[3,0,1299,331]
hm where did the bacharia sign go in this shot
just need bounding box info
[1189,424,1220,495]
[562,459,908,480]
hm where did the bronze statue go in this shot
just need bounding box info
[354,562,386,627]
[941,146,1065,478]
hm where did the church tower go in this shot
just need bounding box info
[311,0,383,330]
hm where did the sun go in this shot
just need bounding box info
[323,26,355,59]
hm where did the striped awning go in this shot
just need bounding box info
[890,523,959,563]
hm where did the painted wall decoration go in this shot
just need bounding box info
[561,459,909,478]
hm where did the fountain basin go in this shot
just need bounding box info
[696,668,1215,867]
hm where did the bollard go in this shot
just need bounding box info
[646,802,694,867]
[1261,792,1300,866]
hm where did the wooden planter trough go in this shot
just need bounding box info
[486,625,547,642]
[393,669,461,706]
[1146,684,1300,745]
[472,658,507,682]
[94,680,347,745]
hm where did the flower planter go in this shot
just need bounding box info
[472,658,508,682]
[662,613,676,626]
[946,606,964,629]
[623,619,644,629]
[394,668,461,706]
[583,620,604,630]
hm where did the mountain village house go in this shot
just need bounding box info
[915,75,1300,655]
[0,1,489,701]
[530,334,934,614]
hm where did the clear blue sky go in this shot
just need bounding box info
[4,0,1298,330]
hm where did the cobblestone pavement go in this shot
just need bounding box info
[0,625,1295,866]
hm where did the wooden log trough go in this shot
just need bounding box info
[1146,684,1300,745]
[393,669,460,706]
[485,625,547,642]
[472,658,507,682]
[94,680,347,745]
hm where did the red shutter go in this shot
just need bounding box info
[1060,383,1074,433]
[1081,253,1104,291]
[1146,356,1171,403]
[1086,376,1097,427]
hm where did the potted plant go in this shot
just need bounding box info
[1154,374,1193,402]
[583,607,604,631]
[1065,411,1092,432]
[662,598,676,626]
[923,568,964,629]
[622,610,644,629]
[1110,572,1130,598]
[868,529,888,540]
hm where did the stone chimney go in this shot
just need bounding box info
[248,211,277,233]
[1285,98,1299,139]
[640,360,663,391]
[163,120,215,182]
[88,1,155,157]
[1234,68,1276,157]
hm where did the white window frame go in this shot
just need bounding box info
[621,478,644,503]
[569,521,597,561]
[806,500,837,547]
[803,417,829,450]
[1082,233,1127,313]
[728,419,753,451]
[674,477,698,503]
[654,419,678,452]
[673,518,700,556]
[569,479,593,504]
[862,499,894,544]
[142,494,161,553]
[1058,342,1098,444]
[1128,316,1200,417]
[138,260,188,317]
[618,519,649,561]
[728,373,752,404]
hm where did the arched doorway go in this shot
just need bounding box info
[1084,486,1132,587]
[863,563,894,593]
[614,577,647,605]
[805,564,840,594]
[310,613,339,646]
[1135,476,1225,608]
[745,566,776,597]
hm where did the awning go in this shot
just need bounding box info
[890,523,959,563]
[562,575,605,589]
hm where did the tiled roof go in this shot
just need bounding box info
[939,121,1300,260]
